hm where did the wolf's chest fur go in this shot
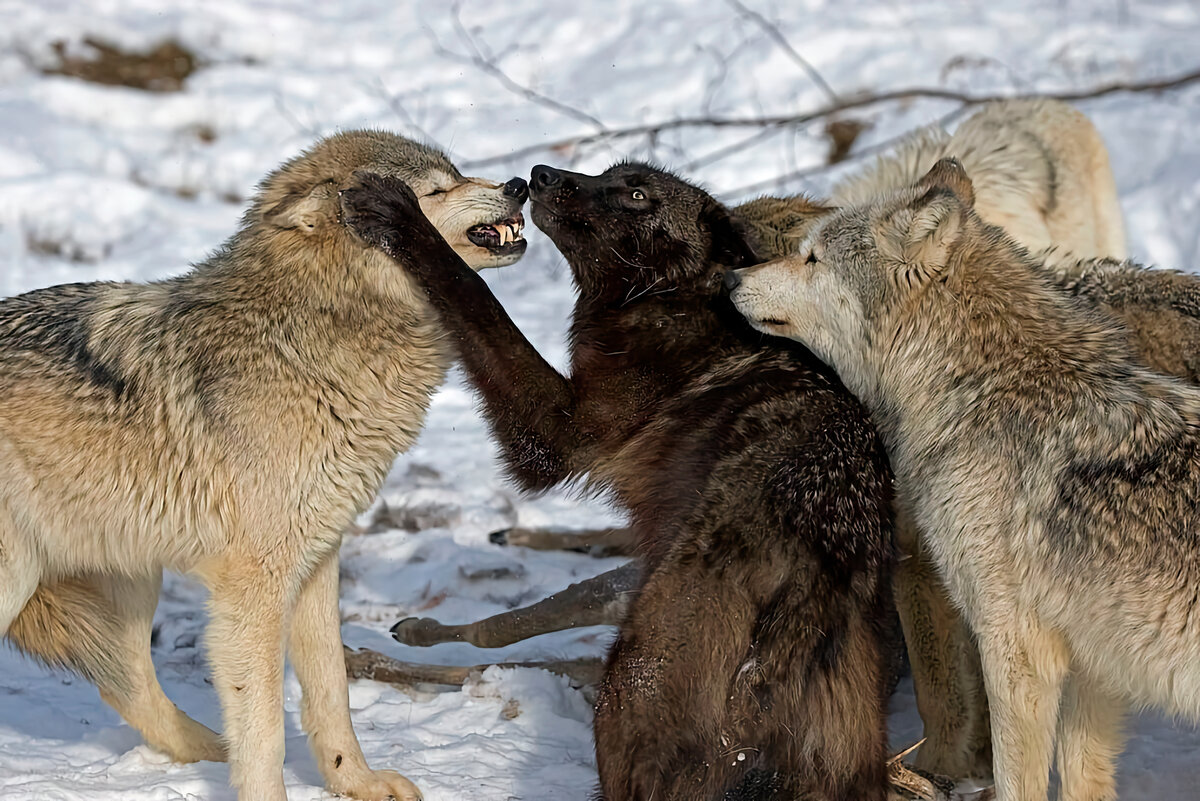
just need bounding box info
[305,320,448,502]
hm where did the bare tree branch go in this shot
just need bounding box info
[725,106,969,197]
[683,125,787,171]
[723,0,839,104]
[460,66,1200,169]
[362,77,438,145]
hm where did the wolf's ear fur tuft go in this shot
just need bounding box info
[890,158,974,284]
[703,203,761,269]
[264,180,338,233]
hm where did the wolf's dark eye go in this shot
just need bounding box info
[426,188,448,197]
[632,189,646,201]
[805,251,818,265]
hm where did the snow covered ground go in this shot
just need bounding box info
[1,0,1199,798]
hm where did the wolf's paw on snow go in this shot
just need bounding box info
[331,767,423,801]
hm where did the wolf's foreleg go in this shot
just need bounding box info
[976,618,1068,801]
[1055,675,1123,801]
[0,505,39,634]
[341,173,584,491]
[392,562,640,648]
[204,560,292,801]
[290,547,422,801]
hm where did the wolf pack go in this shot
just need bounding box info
[1,96,1197,801]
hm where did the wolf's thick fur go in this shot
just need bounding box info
[737,98,1132,779]
[341,167,896,801]
[730,158,1200,801]
[1042,250,1200,381]
[832,98,1126,258]
[0,130,528,801]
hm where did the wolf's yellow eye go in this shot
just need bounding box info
[632,189,646,201]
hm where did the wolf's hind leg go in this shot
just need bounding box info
[1055,675,1123,801]
[95,573,226,763]
[894,516,992,779]
[11,572,225,762]
[976,618,1069,801]
[290,548,422,801]
[594,561,759,801]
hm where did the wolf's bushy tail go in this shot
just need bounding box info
[7,578,129,694]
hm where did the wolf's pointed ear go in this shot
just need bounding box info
[916,157,975,208]
[894,158,974,282]
[702,202,761,269]
[263,180,338,233]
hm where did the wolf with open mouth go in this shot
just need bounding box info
[0,128,528,801]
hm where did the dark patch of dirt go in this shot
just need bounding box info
[825,117,869,164]
[25,231,109,264]
[42,37,199,92]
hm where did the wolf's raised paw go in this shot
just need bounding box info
[339,172,431,259]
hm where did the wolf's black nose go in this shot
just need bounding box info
[502,177,529,203]
[723,270,742,291]
[531,165,562,189]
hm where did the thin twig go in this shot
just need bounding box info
[460,66,1200,169]
[428,1,606,131]
[723,0,839,103]
[725,106,970,197]
[684,125,787,171]
[363,77,437,145]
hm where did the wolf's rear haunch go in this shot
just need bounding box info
[0,129,530,801]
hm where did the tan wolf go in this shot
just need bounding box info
[728,158,1200,801]
[832,98,1126,258]
[0,130,529,801]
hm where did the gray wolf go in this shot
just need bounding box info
[830,98,1129,779]
[339,166,897,801]
[0,129,528,801]
[729,157,1200,801]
